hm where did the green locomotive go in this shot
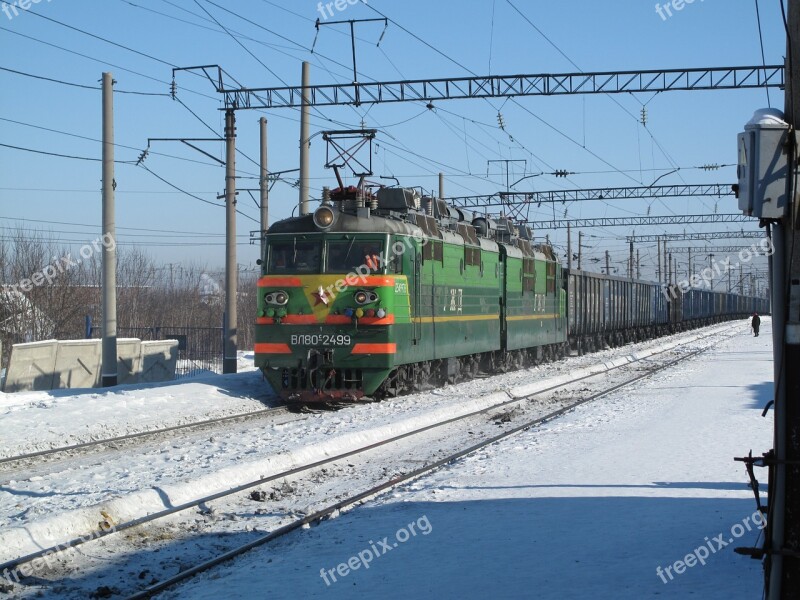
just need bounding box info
[255,185,567,403]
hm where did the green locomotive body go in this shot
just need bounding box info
[254,187,567,402]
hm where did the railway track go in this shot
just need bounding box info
[0,326,739,599]
[0,405,294,473]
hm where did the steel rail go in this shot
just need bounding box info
[126,337,727,599]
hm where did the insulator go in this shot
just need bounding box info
[497,112,505,130]
[640,107,647,126]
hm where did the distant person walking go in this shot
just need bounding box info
[752,313,761,337]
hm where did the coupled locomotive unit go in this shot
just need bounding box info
[255,185,567,402]
[255,182,768,403]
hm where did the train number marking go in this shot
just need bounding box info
[290,334,352,347]
[394,281,408,294]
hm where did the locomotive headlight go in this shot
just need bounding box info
[354,290,379,305]
[266,290,289,306]
[313,205,336,230]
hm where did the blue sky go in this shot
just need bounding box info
[0,0,786,282]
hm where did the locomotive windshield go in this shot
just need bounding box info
[267,239,321,274]
[326,240,385,274]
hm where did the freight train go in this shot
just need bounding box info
[254,185,768,403]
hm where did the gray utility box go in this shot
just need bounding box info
[737,108,792,219]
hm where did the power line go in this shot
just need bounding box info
[0,216,234,236]
[0,117,224,168]
[0,66,168,95]
[27,8,179,68]
[0,26,218,101]
[0,142,136,164]
[138,164,259,223]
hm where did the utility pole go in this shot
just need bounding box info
[741,264,745,294]
[605,250,610,276]
[657,236,662,284]
[101,72,117,387]
[299,61,311,216]
[259,117,269,259]
[567,224,573,271]
[223,108,237,375]
[578,232,583,270]
[439,172,445,201]
[728,264,732,292]
[667,252,674,285]
[688,247,693,286]
[629,241,634,280]
[636,249,641,279]
[709,254,715,290]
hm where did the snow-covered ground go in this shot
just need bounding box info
[166,319,773,599]
[0,320,773,598]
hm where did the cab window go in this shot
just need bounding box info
[327,240,385,274]
[267,240,321,274]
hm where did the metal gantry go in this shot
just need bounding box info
[667,245,770,253]
[447,183,734,209]
[524,214,751,230]
[626,231,765,243]
[212,65,784,109]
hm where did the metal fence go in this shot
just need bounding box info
[93,326,223,379]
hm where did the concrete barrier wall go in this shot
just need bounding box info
[3,338,180,392]
[53,340,102,390]
[140,340,179,383]
[2,340,58,392]
[116,338,142,385]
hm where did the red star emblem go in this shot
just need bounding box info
[313,286,329,306]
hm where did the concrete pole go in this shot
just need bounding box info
[101,72,117,387]
[709,254,714,290]
[260,117,269,259]
[657,237,662,284]
[688,247,692,287]
[299,61,311,216]
[740,264,744,294]
[567,223,573,271]
[629,241,634,280]
[223,108,238,375]
[577,232,583,271]
[439,172,445,200]
[605,250,610,276]
[636,249,640,279]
